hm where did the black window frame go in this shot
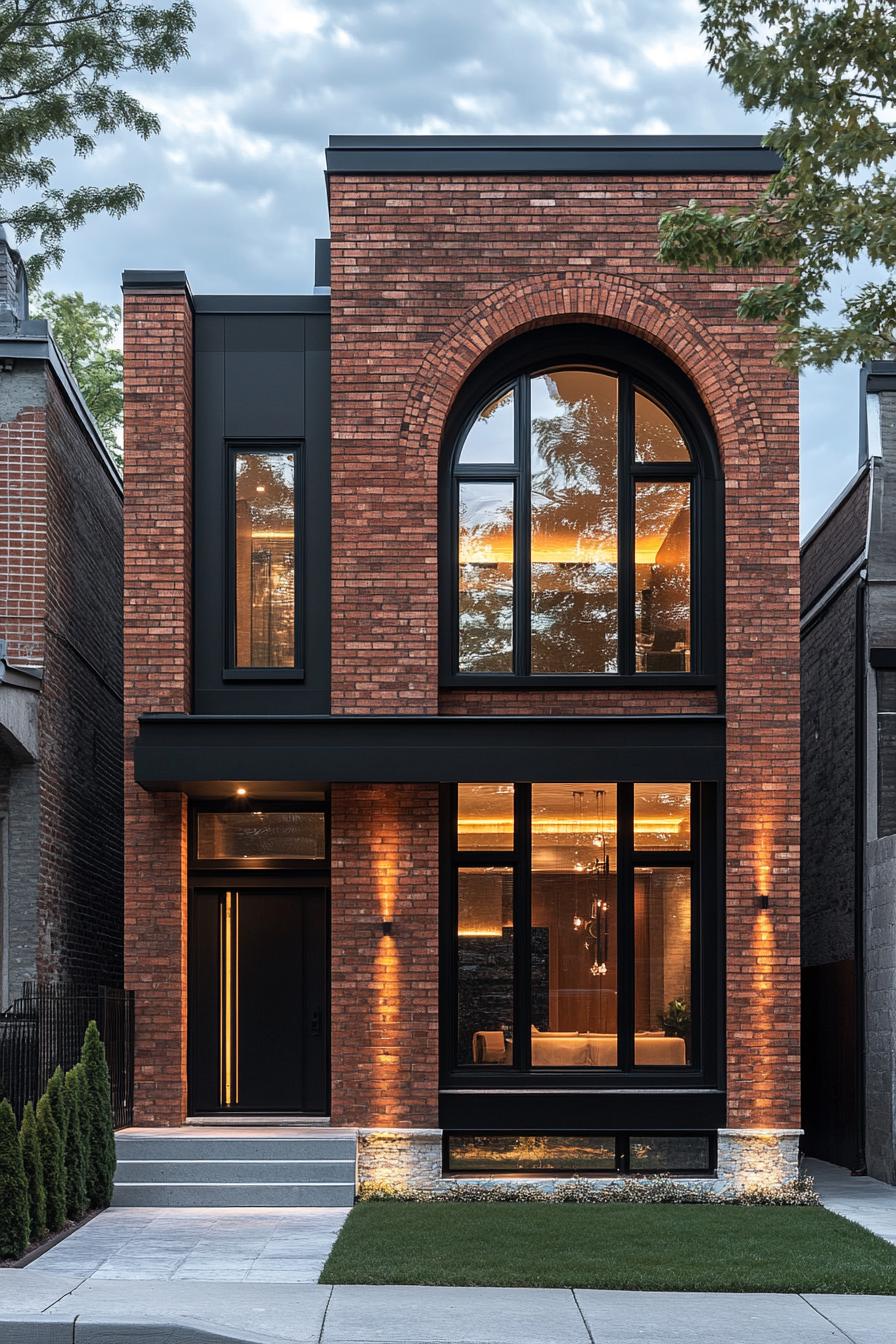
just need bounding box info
[189,797,329,873]
[440,326,723,688]
[439,780,722,1095]
[442,1130,717,1177]
[224,440,304,682]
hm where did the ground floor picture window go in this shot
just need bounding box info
[450,780,706,1077]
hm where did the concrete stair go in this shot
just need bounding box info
[113,1128,357,1208]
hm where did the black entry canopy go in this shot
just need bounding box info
[134,713,724,796]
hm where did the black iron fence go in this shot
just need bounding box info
[0,983,134,1128]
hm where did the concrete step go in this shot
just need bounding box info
[112,1128,358,1208]
[115,1135,356,1162]
[115,1158,356,1183]
[111,1181,355,1208]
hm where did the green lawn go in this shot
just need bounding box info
[320,1202,896,1294]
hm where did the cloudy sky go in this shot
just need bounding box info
[44,0,865,534]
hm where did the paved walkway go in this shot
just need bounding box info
[807,1157,896,1247]
[1,1273,894,1342]
[23,1206,349,1282]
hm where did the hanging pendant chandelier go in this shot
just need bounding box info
[571,789,610,977]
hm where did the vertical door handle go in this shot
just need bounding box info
[310,1008,322,1037]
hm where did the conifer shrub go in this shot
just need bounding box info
[0,1098,29,1258]
[36,1094,66,1232]
[46,1066,67,1148]
[63,1064,87,1220]
[19,1101,45,1240]
[81,1021,115,1208]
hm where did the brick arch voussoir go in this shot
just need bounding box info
[399,272,767,469]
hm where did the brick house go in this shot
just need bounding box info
[801,361,896,1185]
[123,136,800,1191]
[0,233,123,1002]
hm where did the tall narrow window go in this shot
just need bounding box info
[234,449,296,668]
[458,481,514,672]
[447,341,711,682]
[531,784,618,1065]
[530,371,618,673]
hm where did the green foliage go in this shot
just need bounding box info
[0,1098,29,1258]
[19,1101,45,1241]
[81,1020,115,1208]
[45,1066,67,1148]
[659,997,692,1038]
[63,1064,87,1220]
[36,1094,66,1233]
[657,1,896,369]
[32,289,123,466]
[0,2,195,284]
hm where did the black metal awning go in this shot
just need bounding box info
[134,712,724,796]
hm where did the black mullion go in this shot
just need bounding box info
[617,782,635,1071]
[517,376,531,677]
[456,850,516,867]
[632,850,694,867]
[514,782,532,1073]
[440,785,459,1078]
[630,463,697,480]
[617,375,635,675]
[691,783,706,1074]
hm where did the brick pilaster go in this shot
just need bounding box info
[122,280,193,1125]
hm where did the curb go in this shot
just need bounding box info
[0,1314,280,1343]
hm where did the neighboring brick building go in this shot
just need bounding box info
[0,233,124,1002]
[801,361,896,1185]
[124,136,801,1190]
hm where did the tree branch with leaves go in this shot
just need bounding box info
[657,0,896,370]
[0,1,194,284]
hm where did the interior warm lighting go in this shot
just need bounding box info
[457,815,686,834]
[459,533,673,567]
[458,927,508,938]
[235,787,247,796]
[220,890,238,1107]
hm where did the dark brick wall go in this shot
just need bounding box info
[36,373,123,986]
[0,366,122,998]
[801,581,858,968]
[802,469,870,615]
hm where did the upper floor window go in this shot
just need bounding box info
[443,328,720,684]
[230,445,301,675]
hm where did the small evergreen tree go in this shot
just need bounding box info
[63,1065,87,1221]
[81,1021,115,1208]
[0,1098,29,1258]
[19,1101,45,1241]
[36,1094,65,1233]
[45,1066,67,1147]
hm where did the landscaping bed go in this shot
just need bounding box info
[320,1202,896,1294]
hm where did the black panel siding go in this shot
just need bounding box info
[193,305,331,714]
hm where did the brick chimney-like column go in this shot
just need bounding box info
[122,273,193,1125]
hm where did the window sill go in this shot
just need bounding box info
[440,673,717,690]
[223,667,305,682]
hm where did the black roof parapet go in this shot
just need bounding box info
[325,134,781,176]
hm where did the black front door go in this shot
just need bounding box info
[188,887,328,1115]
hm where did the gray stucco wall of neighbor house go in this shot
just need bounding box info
[865,385,896,1184]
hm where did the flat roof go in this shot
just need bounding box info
[325,134,781,175]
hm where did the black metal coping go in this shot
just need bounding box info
[326,134,780,176]
[866,359,896,394]
[134,712,724,793]
[120,271,329,315]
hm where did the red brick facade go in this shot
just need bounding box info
[122,287,193,1124]
[326,173,800,1132]
[123,158,800,1138]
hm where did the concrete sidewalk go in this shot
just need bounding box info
[1,1271,895,1342]
[807,1157,896,1247]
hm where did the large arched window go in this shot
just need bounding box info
[441,327,721,683]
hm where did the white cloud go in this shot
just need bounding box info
[37,0,859,530]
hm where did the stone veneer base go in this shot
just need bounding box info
[357,1127,805,1196]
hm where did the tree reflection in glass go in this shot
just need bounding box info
[234,450,295,668]
[530,371,618,673]
[458,480,514,672]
